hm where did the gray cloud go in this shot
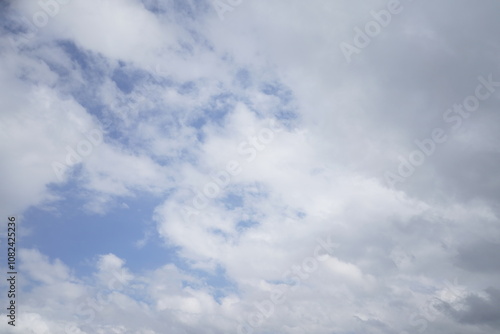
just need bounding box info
[440,287,500,329]
[455,241,500,273]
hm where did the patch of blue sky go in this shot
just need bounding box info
[235,68,252,89]
[236,220,259,232]
[48,46,188,139]
[170,0,200,19]
[243,182,271,199]
[188,92,234,133]
[221,193,244,210]
[274,108,298,122]
[259,82,300,122]
[260,81,294,105]
[56,40,170,96]
[140,0,163,14]
[225,73,299,126]
[29,179,243,302]
[177,81,197,95]
[208,228,232,245]
[186,27,215,52]
[58,40,97,74]
[22,182,172,279]
[176,39,196,57]
[111,68,137,94]
[176,0,212,20]
[190,116,207,130]
[41,56,72,78]
[113,60,178,95]
[53,42,111,115]
[179,264,239,303]
[206,92,234,123]
[265,278,288,286]
[1,7,38,38]
[142,0,210,19]
[296,211,306,219]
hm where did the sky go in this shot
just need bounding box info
[0,0,500,333]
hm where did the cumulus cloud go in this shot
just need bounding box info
[1,0,499,333]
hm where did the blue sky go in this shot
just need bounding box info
[1,0,500,333]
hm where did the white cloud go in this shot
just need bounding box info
[1,0,500,333]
